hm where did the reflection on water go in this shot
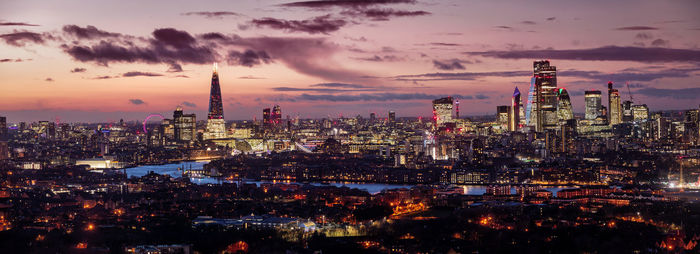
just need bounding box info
[127,161,565,195]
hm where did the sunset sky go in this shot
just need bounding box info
[1,0,699,123]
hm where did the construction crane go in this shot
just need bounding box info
[626,82,634,101]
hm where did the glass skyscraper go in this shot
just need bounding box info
[204,63,227,140]
[608,82,622,126]
[531,61,557,131]
[585,90,602,120]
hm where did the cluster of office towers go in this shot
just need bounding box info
[498,60,643,133]
[430,60,651,137]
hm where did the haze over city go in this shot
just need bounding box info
[2,0,699,122]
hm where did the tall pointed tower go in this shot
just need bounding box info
[204,63,227,140]
[509,87,521,131]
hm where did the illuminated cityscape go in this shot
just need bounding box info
[1,0,700,253]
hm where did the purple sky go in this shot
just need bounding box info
[1,0,699,123]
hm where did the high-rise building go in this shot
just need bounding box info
[388,111,396,123]
[683,108,700,144]
[632,104,649,122]
[497,105,510,129]
[608,82,622,126]
[432,97,454,126]
[455,99,460,119]
[530,61,557,131]
[556,88,573,123]
[525,77,536,127]
[38,121,56,140]
[272,105,282,125]
[584,90,602,120]
[0,116,6,141]
[369,112,376,123]
[0,116,7,160]
[204,63,227,140]
[536,61,558,130]
[173,106,196,144]
[263,108,271,129]
[622,100,634,122]
[560,119,577,154]
[509,87,521,131]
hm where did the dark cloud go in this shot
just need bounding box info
[279,0,416,8]
[182,11,240,18]
[273,82,377,93]
[340,8,430,21]
[181,101,196,107]
[283,92,488,102]
[129,99,145,105]
[432,59,466,70]
[465,46,700,62]
[0,58,29,62]
[122,71,163,77]
[0,22,39,26]
[272,87,367,93]
[45,77,54,82]
[311,83,369,88]
[166,61,183,72]
[92,75,113,79]
[0,31,46,46]
[62,27,216,66]
[429,42,462,47]
[62,25,121,39]
[227,49,272,67]
[226,37,367,82]
[636,87,700,99]
[250,15,347,34]
[650,39,669,47]
[546,17,556,21]
[521,21,536,25]
[495,26,513,30]
[199,32,230,41]
[615,26,659,31]
[152,28,196,48]
[635,32,653,40]
[70,67,86,73]
[24,25,364,83]
[395,71,531,81]
[353,54,402,62]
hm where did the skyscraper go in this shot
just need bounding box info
[632,104,649,122]
[531,61,557,131]
[272,105,282,125]
[263,108,271,129]
[509,87,521,131]
[0,116,6,141]
[432,97,454,127]
[497,105,510,129]
[556,88,574,123]
[525,77,536,127]
[204,63,227,140]
[608,82,622,126]
[622,100,634,122]
[0,116,7,160]
[584,90,602,120]
[455,99,460,119]
[388,111,396,123]
[173,106,196,144]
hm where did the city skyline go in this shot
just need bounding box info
[2,0,700,123]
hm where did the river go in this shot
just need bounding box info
[126,161,567,195]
